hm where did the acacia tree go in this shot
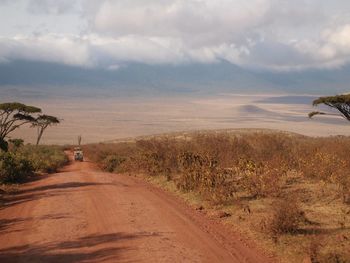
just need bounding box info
[0,102,41,151]
[309,94,350,121]
[32,115,60,145]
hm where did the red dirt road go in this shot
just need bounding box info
[0,158,273,263]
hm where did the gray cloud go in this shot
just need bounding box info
[26,0,80,15]
[1,0,350,71]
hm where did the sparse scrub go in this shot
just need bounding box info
[308,236,350,263]
[83,130,350,262]
[101,155,126,172]
[135,139,182,177]
[83,133,350,204]
[236,159,284,198]
[268,196,304,236]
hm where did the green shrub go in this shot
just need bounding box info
[18,145,68,173]
[0,152,34,183]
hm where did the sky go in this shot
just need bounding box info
[1,0,350,72]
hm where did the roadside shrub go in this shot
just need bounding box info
[83,132,350,206]
[18,145,68,173]
[200,168,237,204]
[236,159,284,198]
[135,139,181,177]
[268,196,304,236]
[299,151,347,181]
[0,152,34,183]
[102,155,125,172]
[177,151,208,191]
[177,151,236,203]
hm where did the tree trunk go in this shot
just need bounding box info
[36,127,44,145]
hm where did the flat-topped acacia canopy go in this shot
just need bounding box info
[0,102,41,113]
[310,94,350,121]
[313,94,350,106]
[0,102,42,151]
[32,114,60,145]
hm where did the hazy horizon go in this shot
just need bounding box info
[6,93,349,145]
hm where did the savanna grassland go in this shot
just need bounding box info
[83,129,350,263]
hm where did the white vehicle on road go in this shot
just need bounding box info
[73,147,84,161]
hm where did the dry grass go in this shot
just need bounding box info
[83,130,350,262]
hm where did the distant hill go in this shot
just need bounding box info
[0,60,349,97]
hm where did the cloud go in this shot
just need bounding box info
[1,0,350,71]
[26,0,81,15]
[292,24,350,69]
[0,35,91,66]
[91,0,269,45]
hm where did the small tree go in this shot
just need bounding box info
[0,102,41,151]
[32,115,60,145]
[309,94,350,120]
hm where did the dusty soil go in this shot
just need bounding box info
[0,155,273,263]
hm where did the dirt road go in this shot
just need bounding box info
[0,157,273,263]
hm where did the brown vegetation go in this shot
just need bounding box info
[83,130,350,262]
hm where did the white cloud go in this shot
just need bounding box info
[91,0,271,47]
[292,24,350,69]
[1,0,350,71]
[0,35,91,67]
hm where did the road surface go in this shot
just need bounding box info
[0,156,273,263]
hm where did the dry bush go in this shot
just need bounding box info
[82,142,137,172]
[101,155,126,173]
[134,138,182,178]
[177,150,236,203]
[299,151,347,181]
[83,142,136,163]
[236,159,285,198]
[296,137,350,204]
[84,132,350,205]
[176,151,206,191]
[268,196,305,236]
[83,132,350,262]
[308,237,350,263]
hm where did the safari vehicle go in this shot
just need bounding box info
[73,147,84,161]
